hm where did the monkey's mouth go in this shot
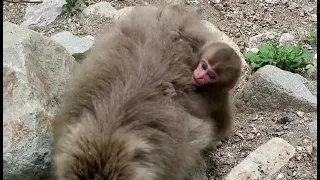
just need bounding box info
[192,76,202,87]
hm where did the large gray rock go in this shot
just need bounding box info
[51,31,95,62]
[225,138,295,180]
[83,2,117,18]
[3,22,78,180]
[21,0,66,28]
[234,65,317,113]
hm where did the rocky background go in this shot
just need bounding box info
[3,0,317,180]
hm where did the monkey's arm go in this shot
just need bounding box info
[211,95,234,142]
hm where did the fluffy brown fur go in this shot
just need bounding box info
[52,5,213,180]
[122,5,242,144]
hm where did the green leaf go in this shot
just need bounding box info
[244,52,257,62]
[251,62,261,70]
[258,43,275,58]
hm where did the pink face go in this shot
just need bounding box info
[193,59,217,86]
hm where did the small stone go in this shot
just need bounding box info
[305,145,313,155]
[283,125,288,130]
[247,133,255,140]
[185,0,199,5]
[214,4,223,10]
[303,138,311,144]
[276,173,284,179]
[296,155,302,160]
[296,111,305,117]
[235,132,245,139]
[302,5,314,14]
[83,2,118,18]
[275,131,285,136]
[299,11,305,17]
[288,2,298,9]
[310,14,317,22]
[279,33,295,45]
[250,47,259,54]
[296,146,303,151]
[210,0,220,3]
[281,0,287,4]
[251,127,258,133]
[265,0,279,4]
[292,171,297,176]
[288,161,295,169]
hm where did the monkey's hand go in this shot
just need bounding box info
[161,82,177,97]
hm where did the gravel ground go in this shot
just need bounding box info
[3,0,317,179]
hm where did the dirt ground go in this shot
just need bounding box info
[3,0,317,179]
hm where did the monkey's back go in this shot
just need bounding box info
[52,5,210,180]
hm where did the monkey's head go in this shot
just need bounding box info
[192,42,242,90]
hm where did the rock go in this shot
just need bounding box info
[51,31,95,62]
[225,138,295,179]
[265,0,279,4]
[250,47,259,54]
[185,0,200,5]
[188,158,208,180]
[279,33,295,45]
[276,173,284,179]
[296,146,303,151]
[21,0,66,28]
[310,14,317,22]
[165,0,184,5]
[113,6,134,21]
[305,145,313,155]
[308,121,317,140]
[210,0,220,4]
[296,111,305,117]
[83,2,117,18]
[3,22,78,180]
[288,2,298,9]
[248,31,279,49]
[234,65,317,113]
[301,5,314,14]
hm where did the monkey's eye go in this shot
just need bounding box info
[208,72,215,80]
[201,62,207,70]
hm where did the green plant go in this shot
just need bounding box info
[244,42,313,72]
[62,0,88,14]
[303,30,317,46]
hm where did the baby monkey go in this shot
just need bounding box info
[166,41,242,147]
